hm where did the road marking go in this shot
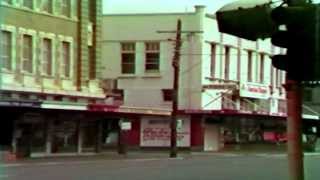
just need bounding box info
[0,157,184,168]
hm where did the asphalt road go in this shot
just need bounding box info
[1,154,320,180]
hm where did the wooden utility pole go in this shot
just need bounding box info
[157,20,202,158]
[170,19,182,158]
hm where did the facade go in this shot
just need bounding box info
[100,6,289,151]
[0,0,110,157]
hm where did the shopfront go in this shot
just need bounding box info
[140,116,191,148]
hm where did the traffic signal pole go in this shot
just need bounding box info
[285,78,304,180]
[286,1,306,180]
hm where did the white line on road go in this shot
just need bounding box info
[0,157,184,168]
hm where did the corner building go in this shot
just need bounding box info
[100,6,289,151]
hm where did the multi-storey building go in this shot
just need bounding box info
[0,0,107,158]
[99,5,290,151]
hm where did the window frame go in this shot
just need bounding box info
[1,30,13,71]
[42,38,53,76]
[247,50,253,82]
[61,0,71,17]
[210,43,217,78]
[61,41,71,78]
[40,0,53,13]
[145,42,160,73]
[259,53,265,83]
[162,89,173,102]
[224,46,230,80]
[22,34,33,74]
[121,42,135,74]
[22,0,34,9]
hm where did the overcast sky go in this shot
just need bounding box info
[103,0,320,14]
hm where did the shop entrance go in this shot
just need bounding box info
[0,118,14,151]
[101,118,120,150]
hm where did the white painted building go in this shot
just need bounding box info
[101,6,288,151]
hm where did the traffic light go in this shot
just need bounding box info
[271,4,320,81]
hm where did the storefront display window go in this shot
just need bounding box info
[52,120,77,153]
[223,118,286,145]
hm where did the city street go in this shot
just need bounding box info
[1,154,320,180]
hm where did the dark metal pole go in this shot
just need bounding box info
[170,19,182,158]
[285,79,304,180]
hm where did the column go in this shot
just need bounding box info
[45,119,53,155]
[77,120,83,154]
[95,120,103,153]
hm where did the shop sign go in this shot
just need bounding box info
[239,82,269,99]
[120,122,132,130]
[0,100,41,108]
[41,101,87,111]
[202,84,237,90]
[140,118,190,147]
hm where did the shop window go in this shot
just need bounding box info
[1,31,12,71]
[42,38,52,76]
[145,42,160,73]
[162,89,173,102]
[121,43,135,74]
[22,34,33,73]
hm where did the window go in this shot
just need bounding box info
[247,51,253,82]
[276,70,283,88]
[41,0,52,13]
[145,42,160,72]
[236,48,241,81]
[121,43,135,74]
[89,46,96,79]
[304,89,313,102]
[61,0,70,17]
[224,46,230,80]
[23,0,33,9]
[22,34,33,73]
[1,31,12,70]
[62,41,71,77]
[2,0,12,5]
[42,38,52,75]
[210,43,216,78]
[271,67,274,88]
[113,89,124,105]
[259,53,265,83]
[162,89,173,102]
